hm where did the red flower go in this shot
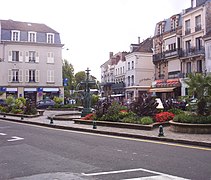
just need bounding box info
[155,112,175,122]
[81,113,94,120]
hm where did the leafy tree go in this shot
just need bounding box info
[62,59,75,97]
[185,73,211,115]
[75,71,86,87]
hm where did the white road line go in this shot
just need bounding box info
[123,175,188,180]
[82,167,190,180]
[0,133,7,135]
[7,136,24,142]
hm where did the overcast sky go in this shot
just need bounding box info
[1,0,191,80]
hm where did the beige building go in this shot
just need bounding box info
[0,20,64,103]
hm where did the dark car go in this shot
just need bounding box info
[36,99,55,109]
[0,99,7,106]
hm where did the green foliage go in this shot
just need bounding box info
[11,108,24,114]
[24,99,37,115]
[173,114,211,124]
[53,96,63,104]
[185,73,211,115]
[168,108,185,115]
[91,94,99,107]
[122,115,140,123]
[140,116,154,125]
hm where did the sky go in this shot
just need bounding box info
[0,0,191,80]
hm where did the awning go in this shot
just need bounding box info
[149,87,176,93]
[43,88,59,92]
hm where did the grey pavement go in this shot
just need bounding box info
[0,110,211,148]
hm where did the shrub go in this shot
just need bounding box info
[140,116,154,125]
[155,112,175,122]
[173,114,211,124]
[53,96,63,105]
[122,115,140,124]
[168,108,185,115]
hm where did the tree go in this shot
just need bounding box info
[75,71,86,87]
[62,59,75,98]
[185,73,211,115]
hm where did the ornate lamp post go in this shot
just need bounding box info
[80,68,96,117]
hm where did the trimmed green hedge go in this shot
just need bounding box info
[173,114,211,124]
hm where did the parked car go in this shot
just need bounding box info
[0,99,7,106]
[36,99,55,109]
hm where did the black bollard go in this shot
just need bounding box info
[21,116,24,120]
[3,115,6,118]
[93,120,97,129]
[158,125,164,137]
[50,117,54,124]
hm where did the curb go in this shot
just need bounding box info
[0,117,211,148]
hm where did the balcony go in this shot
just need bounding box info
[181,46,205,57]
[164,48,182,58]
[153,53,165,62]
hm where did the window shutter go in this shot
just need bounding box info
[8,69,12,82]
[35,70,40,82]
[19,52,23,62]
[25,52,29,62]
[47,70,50,82]
[35,52,39,63]
[25,69,29,82]
[8,51,12,62]
[19,69,23,82]
[51,52,54,63]
[51,70,54,82]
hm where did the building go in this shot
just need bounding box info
[151,13,183,100]
[125,37,154,100]
[0,19,64,104]
[180,0,211,96]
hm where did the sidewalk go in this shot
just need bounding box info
[0,110,211,148]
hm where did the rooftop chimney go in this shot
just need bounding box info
[109,52,113,58]
[138,37,140,44]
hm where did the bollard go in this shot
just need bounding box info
[50,117,54,124]
[158,125,164,137]
[3,115,6,118]
[21,116,24,120]
[93,120,97,129]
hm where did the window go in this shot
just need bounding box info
[29,51,36,62]
[47,52,54,63]
[171,18,177,30]
[195,15,201,31]
[47,70,54,83]
[185,40,191,53]
[128,62,130,70]
[132,61,134,69]
[186,62,192,74]
[195,37,202,50]
[47,33,54,43]
[127,76,130,86]
[158,24,162,35]
[12,51,19,61]
[196,60,202,73]
[131,75,134,86]
[29,70,36,82]
[185,20,191,35]
[11,31,20,41]
[8,69,23,83]
[28,32,36,42]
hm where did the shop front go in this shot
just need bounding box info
[24,88,37,105]
[6,88,18,98]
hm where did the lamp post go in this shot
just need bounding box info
[80,68,96,117]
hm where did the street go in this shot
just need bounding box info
[0,120,211,180]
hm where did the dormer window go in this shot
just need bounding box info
[191,0,196,8]
[157,22,165,35]
[171,18,177,31]
[47,33,54,43]
[28,31,36,42]
[11,30,20,41]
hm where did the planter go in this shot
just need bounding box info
[169,120,211,134]
[74,119,170,130]
[0,112,40,118]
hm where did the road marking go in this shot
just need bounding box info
[123,175,187,179]
[1,119,211,151]
[7,136,24,142]
[82,167,189,180]
[0,133,7,135]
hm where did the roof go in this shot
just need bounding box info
[0,19,58,33]
[132,38,153,53]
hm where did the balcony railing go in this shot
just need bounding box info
[153,53,165,62]
[181,46,205,57]
[153,49,182,62]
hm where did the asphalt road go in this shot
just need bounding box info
[0,120,211,180]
